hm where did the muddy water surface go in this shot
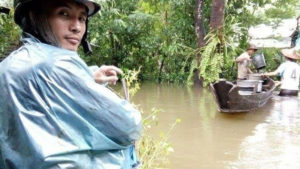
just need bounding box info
[131,82,300,169]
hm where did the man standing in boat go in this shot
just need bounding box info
[263,48,300,96]
[291,17,300,50]
[236,44,258,80]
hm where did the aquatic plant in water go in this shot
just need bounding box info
[137,108,181,169]
[120,69,181,168]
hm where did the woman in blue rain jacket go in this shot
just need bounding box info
[0,0,142,168]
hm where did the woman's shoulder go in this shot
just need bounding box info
[1,42,89,79]
[1,44,56,76]
[1,46,31,70]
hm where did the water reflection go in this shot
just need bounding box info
[129,82,300,169]
[228,96,300,169]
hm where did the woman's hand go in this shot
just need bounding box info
[93,65,123,85]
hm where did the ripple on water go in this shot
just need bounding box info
[226,95,300,169]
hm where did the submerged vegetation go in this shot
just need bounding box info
[119,70,181,168]
[137,108,181,169]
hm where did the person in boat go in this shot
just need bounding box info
[236,44,258,80]
[0,0,142,168]
[263,48,300,96]
[291,17,300,50]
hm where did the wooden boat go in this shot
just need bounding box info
[210,78,276,113]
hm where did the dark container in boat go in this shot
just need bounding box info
[252,53,266,69]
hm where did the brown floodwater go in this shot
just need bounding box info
[130,82,300,169]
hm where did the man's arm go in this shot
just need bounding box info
[263,71,278,77]
[35,57,142,146]
[248,68,253,74]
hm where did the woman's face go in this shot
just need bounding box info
[47,0,88,51]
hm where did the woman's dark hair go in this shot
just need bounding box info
[21,1,59,46]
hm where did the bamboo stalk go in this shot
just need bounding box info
[121,78,130,102]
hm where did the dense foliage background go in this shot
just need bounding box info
[0,11,20,61]
[1,0,299,85]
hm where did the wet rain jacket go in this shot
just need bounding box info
[0,35,142,169]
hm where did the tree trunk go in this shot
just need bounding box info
[210,0,226,53]
[158,54,166,83]
[210,0,225,30]
[194,0,206,86]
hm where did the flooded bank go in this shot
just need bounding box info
[131,83,300,169]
